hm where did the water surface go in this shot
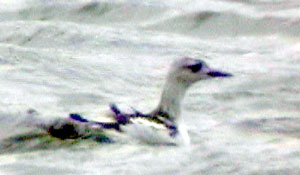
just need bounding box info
[0,0,300,174]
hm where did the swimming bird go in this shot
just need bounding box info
[46,57,232,144]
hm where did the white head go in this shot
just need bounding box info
[167,57,232,86]
[153,57,232,120]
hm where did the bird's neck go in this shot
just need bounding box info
[152,78,189,120]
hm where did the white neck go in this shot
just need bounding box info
[152,77,190,120]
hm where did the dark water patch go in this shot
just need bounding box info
[146,11,300,38]
[0,131,78,154]
[191,11,220,29]
[0,110,112,154]
[0,124,112,154]
[0,2,116,22]
[77,1,114,16]
[0,1,165,25]
[79,2,100,12]
[237,117,300,138]
[144,11,219,35]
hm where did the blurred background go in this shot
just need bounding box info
[0,0,300,174]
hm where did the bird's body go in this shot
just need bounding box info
[45,57,232,145]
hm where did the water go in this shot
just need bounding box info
[0,0,300,174]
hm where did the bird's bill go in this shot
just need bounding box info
[206,68,233,77]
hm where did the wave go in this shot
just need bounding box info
[0,1,299,38]
[144,11,300,38]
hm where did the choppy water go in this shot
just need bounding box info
[0,0,300,174]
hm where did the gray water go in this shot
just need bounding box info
[1,0,300,174]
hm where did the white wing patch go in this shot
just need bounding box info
[121,118,175,145]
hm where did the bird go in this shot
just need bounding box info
[45,57,232,145]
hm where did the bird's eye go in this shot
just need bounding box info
[186,63,202,73]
